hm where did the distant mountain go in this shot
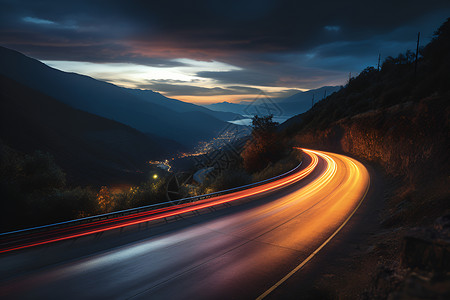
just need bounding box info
[204,86,342,117]
[204,101,248,115]
[0,46,239,148]
[278,86,341,103]
[0,75,180,186]
[124,88,243,121]
[272,86,341,116]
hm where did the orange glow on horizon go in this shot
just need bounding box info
[170,94,261,105]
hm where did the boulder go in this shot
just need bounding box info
[401,215,450,273]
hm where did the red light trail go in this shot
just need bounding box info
[0,149,319,254]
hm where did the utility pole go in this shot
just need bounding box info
[323,89,327,99]
[348,72,352,84]
[414,32,420,78]
[377,53,381,71]
[311,94,315,108]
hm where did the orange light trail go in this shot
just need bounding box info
[0,149,372,300]
[0,150,319,254]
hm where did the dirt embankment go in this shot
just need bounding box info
[289,96,450,298]
[294,96,449,224]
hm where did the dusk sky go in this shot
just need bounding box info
[1,0,450,104]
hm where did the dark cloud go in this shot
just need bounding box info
[138,81,264,97]
[2,0,449,57]
[139,81,301,100]
[196,70,277,86]
[0,41,186,67]
[196,59,345,89]
[1,0,449,92]
[121,0,450,54]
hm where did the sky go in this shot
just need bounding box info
[1,0,450,104]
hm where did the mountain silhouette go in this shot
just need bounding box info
[0,75,181,186]
[275,86,341,115]
[204,86,341,117]
[0,46,239,148]
[124,88,242,121]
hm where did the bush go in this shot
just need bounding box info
[114,176,169,210]
[27,187,98,224]
[20,151,66,192]
[0,146,67,194]
[208,169,252,192]
[241,115,285,172]
[0,142,172,231]
[252,149,302,182]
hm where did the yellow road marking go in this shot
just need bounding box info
[256,155,371,300]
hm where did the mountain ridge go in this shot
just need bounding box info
[0,75,178,186]
[0,46,239,148]
[203,85,341,117]
[124,88,243,121]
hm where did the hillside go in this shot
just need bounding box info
[0,46,239,148]
[0,75,178,186]
[281,18,450,298]
[204,86,341,117]
[274,86,341,116]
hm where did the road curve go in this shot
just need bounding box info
[0,149,370,299]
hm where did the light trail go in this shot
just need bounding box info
[0,150,318,254]
[257,149,370,299]
[0,149,370,299]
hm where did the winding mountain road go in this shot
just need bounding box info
[0,149,370,299]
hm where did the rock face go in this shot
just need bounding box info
[377,216,450,299]
[363,216,450,299]
[292,96,450,184]
[362,264,405,300]
[390,272,450,300]
[402,215,450,273]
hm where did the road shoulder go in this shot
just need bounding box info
[265,163,392,299]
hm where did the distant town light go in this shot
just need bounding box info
[153,174,158,179]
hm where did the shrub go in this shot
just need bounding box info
[114,176,169,210]
[241,115,285,172]
[252,149,302,182]
[27,187,98,224]
[208,169,252,192]
[20,151,67,192]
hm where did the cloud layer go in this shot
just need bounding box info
[1,0,449,103]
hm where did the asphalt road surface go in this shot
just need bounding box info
[0,149,370,299]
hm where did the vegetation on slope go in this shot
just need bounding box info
[284,19,450,224]
[0,141,170,232]
[191,114,301,196]
[282,18,450,298]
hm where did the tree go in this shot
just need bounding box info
[20,151,66,193]
[96,186,114,213]
[251,114,278,137]
[241,115,283,172]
